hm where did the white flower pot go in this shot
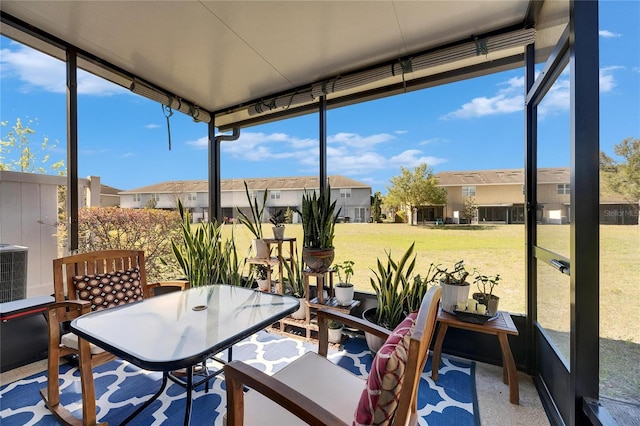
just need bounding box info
[272,226,285,240]
[290,297,307,320]
[252,239,269,258]
[334,283,354,306]
[257,279,270,292]
[440,280,471,312]
[328,326,343,344]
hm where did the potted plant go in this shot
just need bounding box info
[333,260,355,306]
[298,185,340,272]
[236,181,268,258]
[363,243,419,352]
[473,272,501,315]
[327,319,344,344]
[269,209,286,240]
[431,260,472,312]
[251,263,271,291]
[282,247,307,320]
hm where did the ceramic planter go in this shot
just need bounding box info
[472,292,500,316]
[252,239,269,258]
[290,297,307,320]
[440,279,471,312]
[334,283,354,306]
[302,247,334,272]
[328,326,343,344]
[272,226,285,240]
[362,307,385,354]
[257,279,270,292]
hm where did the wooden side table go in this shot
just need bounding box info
[431,309,520,404]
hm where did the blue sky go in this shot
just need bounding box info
[1,1,638,194]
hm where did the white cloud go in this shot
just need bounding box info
[145,124,161,129]
[599,30,621,38]
[1,44,127,96]
[419,137,448,146]
[600,66,623,92]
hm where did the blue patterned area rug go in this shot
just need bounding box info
[0,331,479,425]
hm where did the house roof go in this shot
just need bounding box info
[119,175,370,194]
[1,1,565,130]
[435,168,570,186]
[100,184,122,196]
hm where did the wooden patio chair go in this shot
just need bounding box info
[224,285,442,425]
[40,249,188,426]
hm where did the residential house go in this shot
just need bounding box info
[119,175,372,223]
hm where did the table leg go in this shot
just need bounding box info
[121,373,169,425]
[184,367,194,425]
[497,333,519,404]
[431,323,448,381]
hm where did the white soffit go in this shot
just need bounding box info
[1,0,534,127]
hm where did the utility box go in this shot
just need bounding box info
[0,244,28,303]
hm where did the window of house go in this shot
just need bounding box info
[270,190,281,200]
[340,188,351,198]
[152,193,160,201]
[187,192,197,201]
[462,186,476,197]
[557,184,570,195]
[133,194,141,202]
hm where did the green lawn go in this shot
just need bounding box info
[225,221,639,401]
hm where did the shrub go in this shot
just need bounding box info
[77,207,182,282]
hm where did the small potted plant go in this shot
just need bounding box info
[430,260,472,312]
[333,260,355,306]
[269,209,286,240]
[251,263,271,291]
[298,185,340,272]
[236,181,268,258]
[327,319,344,344]
[282,247,307,320]
[473,272,501,315]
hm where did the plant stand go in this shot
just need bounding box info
[276,269,360,339]
[248,237,296,294]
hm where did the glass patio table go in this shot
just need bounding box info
[70,284,300,425]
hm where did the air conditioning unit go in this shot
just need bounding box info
[0,244,28,303]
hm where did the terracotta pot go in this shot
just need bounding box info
[302,247,334,272]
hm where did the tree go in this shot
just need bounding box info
[371,191,383,223]
[600,137,640,201]
[463,197,478,224]
[385,164,447,223]
[0,117,65,175]
[601,137,640,225]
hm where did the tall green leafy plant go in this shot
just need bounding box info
[300,185,340,249]
[167,199,224,287]
[236,181,267,239]
[368,242,435,330]
[282,246,306,298]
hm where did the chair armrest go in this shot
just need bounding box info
[316,308,391,356]
[148,280,190,294]
[224,360,349,426]
[47,300,92,322]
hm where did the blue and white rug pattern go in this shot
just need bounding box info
[0,331,478,425]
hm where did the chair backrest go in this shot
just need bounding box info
[394,285,442,425]
[52,250,152,308]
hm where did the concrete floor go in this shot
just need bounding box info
[474,360,550,425]
[2,357,551,425]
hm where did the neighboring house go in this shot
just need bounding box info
[99,184,123,207]
[424,168,637,225]
[119,175,372,223]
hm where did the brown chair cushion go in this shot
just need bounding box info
[73,267,143,311]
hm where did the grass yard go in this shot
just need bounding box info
[225,221,639,401]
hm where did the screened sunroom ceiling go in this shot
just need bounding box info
[1,1,560,130]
